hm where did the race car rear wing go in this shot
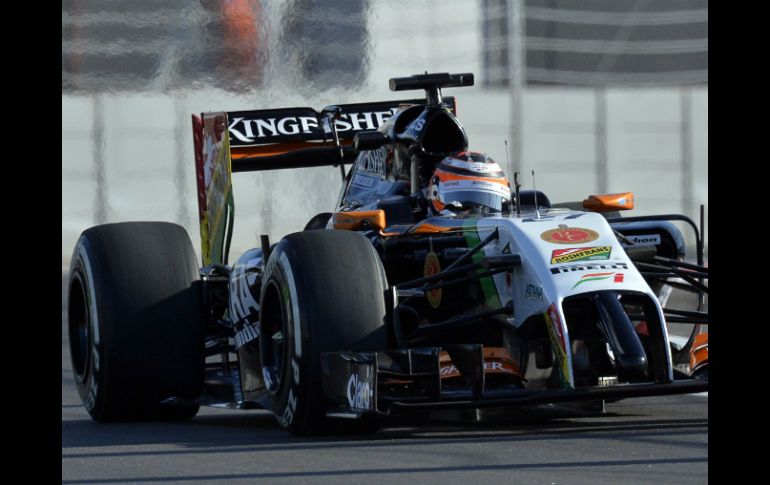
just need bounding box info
[191,97,456,266]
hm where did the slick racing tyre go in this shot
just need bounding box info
[68,222,205,421]
[259,230,389,435]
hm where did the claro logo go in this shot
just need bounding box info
[347,374,371,410]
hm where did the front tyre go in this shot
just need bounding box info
[68,222,205,421]
[259,230,389,435]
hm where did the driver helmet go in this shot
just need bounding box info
[428,151,511,214]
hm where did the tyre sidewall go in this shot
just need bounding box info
[69,236,110,420]
[259,242,308,433]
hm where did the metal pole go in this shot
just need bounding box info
[507,0,525,177]
[681,88,693,220]
[174,96,190,230]
[698,203,705,311]
[92,94,107,225]
[596,88,608,194]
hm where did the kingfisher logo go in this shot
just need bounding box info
[572,272,625,289]
[551,246,611,264]
[227,109,399,145]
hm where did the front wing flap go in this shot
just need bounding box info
[321,346,708,417]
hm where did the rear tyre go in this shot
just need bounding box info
[259,230,389,435]
[68,222,205,421]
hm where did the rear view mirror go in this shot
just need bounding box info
[332,210,386,231]
[582,192,635,212]
[354,131,388,151]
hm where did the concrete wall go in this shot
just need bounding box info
[62,86,707,264]
[63,0,707,264]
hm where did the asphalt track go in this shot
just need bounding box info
[62,272,707,484]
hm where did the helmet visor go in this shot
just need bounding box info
[438,179,510,212]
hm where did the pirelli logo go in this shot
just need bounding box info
[551,246,612,264]
[550,262,629,275]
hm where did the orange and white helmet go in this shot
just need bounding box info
[428,151,511,213]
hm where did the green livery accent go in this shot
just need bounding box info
[209,190,235,265]
[544,307,573,389]
[206,126,234,265]
[571,272,614,289]
[463,220,502,309]
[546,323,568,387]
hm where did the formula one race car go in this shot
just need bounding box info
[67,72,708,435]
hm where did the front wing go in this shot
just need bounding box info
[321,346,707,417]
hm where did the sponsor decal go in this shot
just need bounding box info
[409,117,426,132]
[440,179,510,196]
[226,98,457,147]
[234,323,260,349]
[351,173,376,188]
[195,112,233,266]
[550,246,611,264]
[359,147,386,175]
[444,247,468,258]
[526,284,544,301]
[544,303,572,388]
[522,213,583,223]
[228,113,315,143]
[278,388,297,427]
[442,157,503,173]
[625,234,661,246]
[228,108,399,146]
[230,265,262,349]
[424,251,442,308]
[347,373,372,410]
[598,376,619,387]
[541,225,599,244]
[276,358,301,427]
[571,272,625,289]
[550,262,628,274]
[440,361,508,378]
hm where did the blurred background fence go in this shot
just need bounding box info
[62,0,707,264]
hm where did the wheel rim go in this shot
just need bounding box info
[260,280,288,395]
[69,273,91,381]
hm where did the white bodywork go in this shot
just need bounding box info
[473,208,673,387]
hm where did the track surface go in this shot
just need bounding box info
[62,273,707,484]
